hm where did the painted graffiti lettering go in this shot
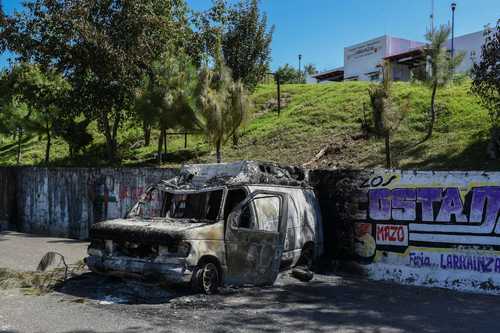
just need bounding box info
[435,188,467,223]
[369,187,500,224]
[375,224,408,246]
[361,175,398,188]
[409,252,432,267]
[416,188,441,222]
[408,252,500,273]
[377,225,404,241]
[439,254,500,273]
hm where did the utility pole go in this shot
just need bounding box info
[451,2,457,61]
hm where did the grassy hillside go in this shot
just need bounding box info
[1,80,499,170]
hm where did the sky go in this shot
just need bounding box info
[1,0,499,71]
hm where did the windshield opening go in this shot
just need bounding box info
[164,189,223,221]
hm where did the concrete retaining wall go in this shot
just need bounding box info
[310,169,500,294]
[1,167,177,239]
[0,168,17,231]
[3,166,500,293]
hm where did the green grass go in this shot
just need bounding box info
[1,80,498,170]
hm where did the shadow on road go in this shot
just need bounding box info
[212,274,500,333]
[10,269,500,332]
[58,272,194,305]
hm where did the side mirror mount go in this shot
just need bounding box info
[125,185,157,218]
[140,185,156,203]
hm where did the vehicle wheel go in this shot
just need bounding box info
[296,244,314,270]
[192,261,220,294]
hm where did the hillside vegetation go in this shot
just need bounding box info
[0,80,498,171]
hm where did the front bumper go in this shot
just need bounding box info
[85,255,194,284]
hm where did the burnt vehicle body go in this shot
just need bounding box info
[85,161,323,293]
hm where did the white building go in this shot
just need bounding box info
[343,36,424,81]
[446,30,484,73]
[313,30,486,83]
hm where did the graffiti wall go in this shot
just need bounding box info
[4,166,500,293]
[311,170,500,294]
[3,167,177,239]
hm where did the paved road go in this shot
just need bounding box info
[0,231,88,271]
[1,232,500,333]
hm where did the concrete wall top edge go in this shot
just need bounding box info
[0,166,179,172]
[1,166,497,176]
[309,168,497,176]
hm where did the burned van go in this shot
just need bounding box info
[85,161,323,293]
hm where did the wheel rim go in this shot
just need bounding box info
[202,263,219,293]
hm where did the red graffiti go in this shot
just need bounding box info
[118,185,145,201]
[376,225,405,242]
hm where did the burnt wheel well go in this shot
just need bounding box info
[196,255,223,281]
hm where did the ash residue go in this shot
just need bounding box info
[157,161,310,191]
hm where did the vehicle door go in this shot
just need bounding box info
[225,191,288,285]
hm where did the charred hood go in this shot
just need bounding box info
[89,219,209,245]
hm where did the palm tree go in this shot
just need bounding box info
[196,40,249,163]
[422,25,464,142]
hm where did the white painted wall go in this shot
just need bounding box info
[387,37,424,56]
[446,30,485,74]
[340,30,484,81]
[344,36,388,81]
[344,36,424,82]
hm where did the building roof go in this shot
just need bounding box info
[312,67,344,81]
[384,47,425,62]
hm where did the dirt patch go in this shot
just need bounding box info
[255,93,292,117]
[303,133,371,169]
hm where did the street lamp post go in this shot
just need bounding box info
[451,2,456,61]
[298,54,302,82]
[277,73,281,116]
[268,72,281,116]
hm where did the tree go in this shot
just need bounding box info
[2,0,194,162]
[368,61,409,168]
[422,25,464,142]
[0,94,30,165]
[304,64,318,76]
[222,0,274,90]
[196,0,274,91]
[195,42,249,163]
[53,118,93,160]
[471,20,500,159]
[0,2,6,53]
[275,64,304,84]
[1,63,70,164]
[135,51,200,163]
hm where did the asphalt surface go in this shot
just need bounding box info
[1,232,500,333]
[0,232,88,271]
